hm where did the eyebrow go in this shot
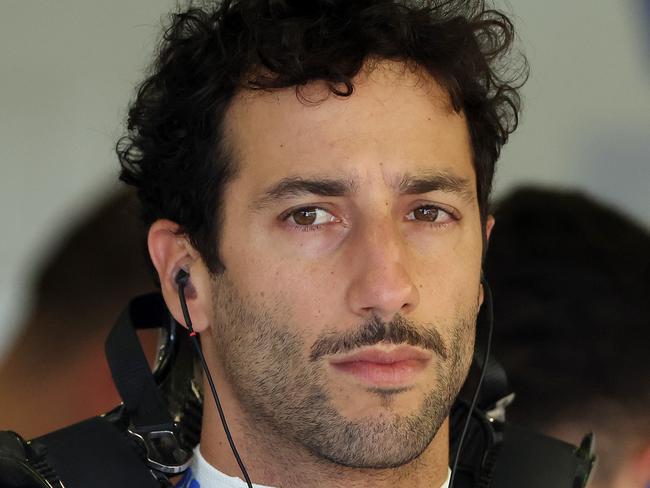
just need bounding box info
[251,170,474,209]
[252,176,357,209]
[396,172,474,202]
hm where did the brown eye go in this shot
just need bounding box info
[286,207,338,227]
[291,208,318,225]
[412,206,439,221]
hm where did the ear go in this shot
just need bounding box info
[485,214,495,242]
[148,219,213,333]
[479,215,496,307]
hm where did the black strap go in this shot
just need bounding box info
[105,293,174,430]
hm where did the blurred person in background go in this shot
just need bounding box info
[0,189,155,439]
[485,186,650,488]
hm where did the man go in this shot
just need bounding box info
[1,1,551,487]
[116,1,525,487]
[485,187,650,488]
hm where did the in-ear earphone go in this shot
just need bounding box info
[175,269,254,488]
[175,268,190,287]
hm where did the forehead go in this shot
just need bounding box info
[223,61,475,192]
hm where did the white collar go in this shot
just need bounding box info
[178,446,451,488]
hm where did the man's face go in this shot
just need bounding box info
[209,61,484,468]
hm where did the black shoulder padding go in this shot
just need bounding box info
[0,430,55,488]
[491,424,595,488]
[32,417,163,488]
[449,400,596,488]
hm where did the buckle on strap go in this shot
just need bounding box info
[128,426,192,474]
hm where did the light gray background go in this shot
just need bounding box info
[1,1,648,359]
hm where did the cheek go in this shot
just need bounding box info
[224,249,340,337]
[412,238,482,308]
[273,263,344,338]
[221,211,341,293]
[406,210,483,275]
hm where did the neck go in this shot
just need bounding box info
[198,339,449,488]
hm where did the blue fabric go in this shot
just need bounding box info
[177,468,200,488]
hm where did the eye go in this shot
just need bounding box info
[286,207,338,227]
[405,205,455,224]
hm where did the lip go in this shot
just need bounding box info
[328,345,431,388]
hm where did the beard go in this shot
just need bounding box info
[209,273,476,469]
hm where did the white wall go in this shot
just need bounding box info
[1,1,648,358]
[494,1,650,222]
[0,1,177,358]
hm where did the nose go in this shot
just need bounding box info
[345,220,420,321]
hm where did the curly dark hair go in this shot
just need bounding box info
[118,0,527,272]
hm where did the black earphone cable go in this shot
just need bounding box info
[448,276,494,487]
[176,270,492,488]
[176,273,254,488]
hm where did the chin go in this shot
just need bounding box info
[310,416,439,469]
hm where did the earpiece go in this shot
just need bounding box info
[174,265,253,487]
[175,268,190,287]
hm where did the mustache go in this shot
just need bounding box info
[309,314,448,362]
